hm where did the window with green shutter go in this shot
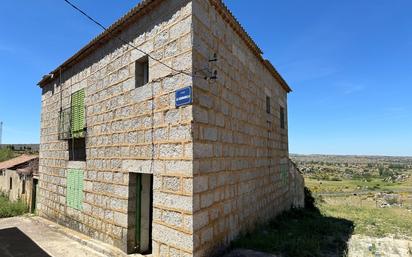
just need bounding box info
[58,107,71,140]
[66,169,84,210]
[71,89,85,138]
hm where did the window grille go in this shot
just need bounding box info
[58,89,86,140]
[58,107,71,140]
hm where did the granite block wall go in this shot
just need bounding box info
[38,0,304,256]
[191,1,302,256]
[38,0,195,255]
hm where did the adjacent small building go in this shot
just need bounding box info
[0,155,39,212]
[37,0,304,256]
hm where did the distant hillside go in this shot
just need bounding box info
[0,144,39,152]
[0,145,39,162]
[291,154,412,165]
[291,154,411,183]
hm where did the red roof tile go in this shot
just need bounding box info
[0,155,39,171]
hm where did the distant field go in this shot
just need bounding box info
[230,155,412,256]
[297,154,412,240]
[306,176,412,194]
[320,195,412,239]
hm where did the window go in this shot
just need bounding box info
[266,96,271,114]
[280,106,285,129]
[66,169,84,210]
[71,89,86,138]
[9,178,12,190]
[67,89,86,161]
[58,107,71,140]
[69,138,86,161]
[59,89,86,140]
[135,56,149,88]
[22,180,26,194]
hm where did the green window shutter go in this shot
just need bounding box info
[71,89,85,138]
[66,169,84,210]
[77,170,84,210]
[72,169,79,209]
[67,170,74,208]
[66,171,70,207]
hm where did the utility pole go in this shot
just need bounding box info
[0,122,2,145]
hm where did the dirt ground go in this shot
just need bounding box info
[348,235,412,257]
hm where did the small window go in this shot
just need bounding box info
[22,180,26,194]
[280,106,285,129]
[136,56,149,88]
[69,138,86,161]
[67,89,86,161]
[266,96,271,114]
[9,177,12,190]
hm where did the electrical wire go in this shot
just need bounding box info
[63,0,194,78]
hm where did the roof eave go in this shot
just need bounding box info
[38,0,293,94]
[38,0,160,88]
[210,0,292,93]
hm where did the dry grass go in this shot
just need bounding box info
[320,196,412,240]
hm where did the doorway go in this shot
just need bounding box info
[128,173,153,254]
[31,178,38,213]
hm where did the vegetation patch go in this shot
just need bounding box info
[0,193,28,218]
[231,196,354,257]
[0,148,16,162]
[321,196,412,239]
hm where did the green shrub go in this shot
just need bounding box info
[0,193,28,218]
[0,148,15,162]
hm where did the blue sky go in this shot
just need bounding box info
[0,1,411,156]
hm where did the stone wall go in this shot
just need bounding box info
[38,0,195,255]
[191,0,301,255]
[38,0,304,255]
[0,169,34,206]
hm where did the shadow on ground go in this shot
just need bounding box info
[0,227,50,257]
[228,188,354,257]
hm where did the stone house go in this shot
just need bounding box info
[0,155,39,212]
[37,0,304,256]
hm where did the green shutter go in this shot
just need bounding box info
[67,170,75,208]
[77,170,84,210]
[71,89,85,138]
[66,171,70,207]
[66,169,84,210]
[73,169,79,209]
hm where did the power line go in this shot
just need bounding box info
[62,0,193,78]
